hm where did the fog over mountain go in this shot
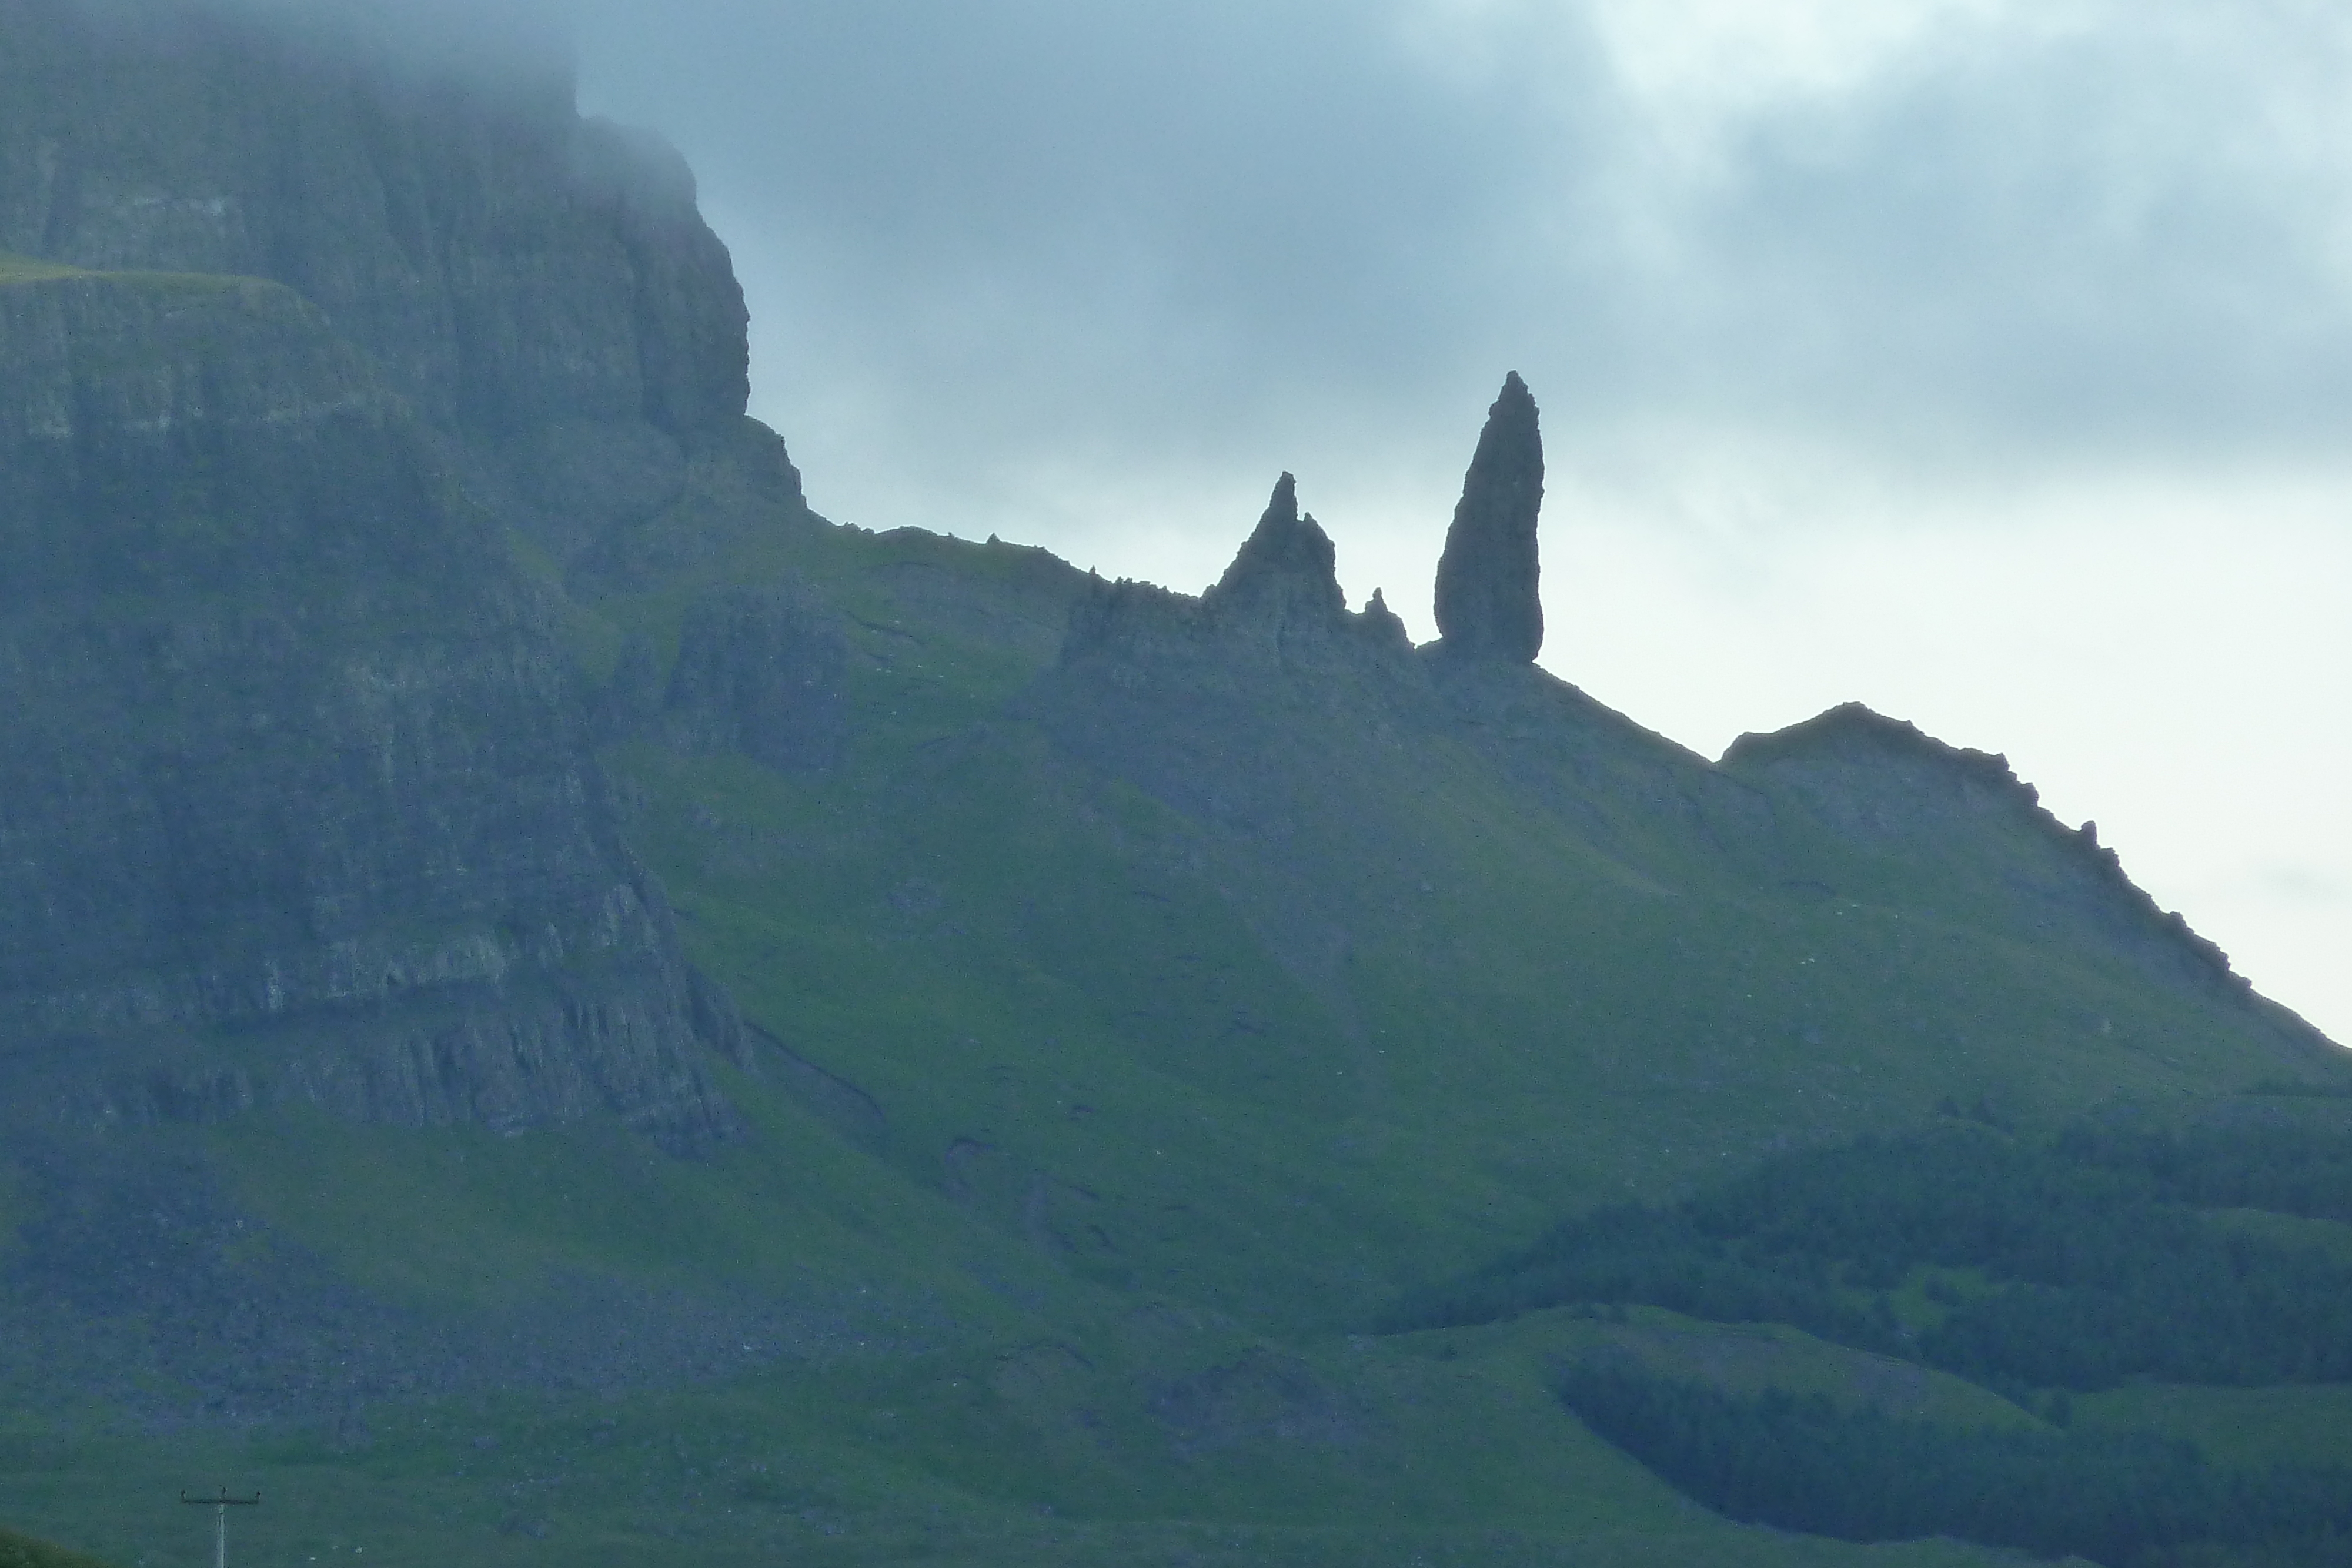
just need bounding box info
[109,0,2352,1041]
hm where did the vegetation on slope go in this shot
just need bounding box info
[4,423,2343,1567]
[1388,1112,2352,1390]
[0,1528,113,1568]
[1557,1362,2352,1567]
[523,444,2344,1347]
[1389,1111,2352,1563]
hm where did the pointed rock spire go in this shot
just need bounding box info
[1205,472,1345,620]
[1359,587,1411,651]
[1432,372,1545,662]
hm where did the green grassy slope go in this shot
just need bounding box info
[0,1368,2032,1568]
[0,1526,115,1568]
[1383,1108,2352,1562]
[2,424,2338,1567]
[544,449,2337,1338]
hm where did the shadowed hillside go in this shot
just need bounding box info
[0,5,2343,1567]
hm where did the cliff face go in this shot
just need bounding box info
[0,0,763,563]
[0,265,741,1147]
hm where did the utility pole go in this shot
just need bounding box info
[179,1489,259,1568]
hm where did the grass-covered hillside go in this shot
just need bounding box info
[560,436,2337,1333]
[2,11,2346,1557]
[1402,1102,2352,1564]
[5,380,2346,1564]
[2,373,2344,1567]
[0,1527,113,1568]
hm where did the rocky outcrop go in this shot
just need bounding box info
[0,266,741,1148]
[658,583,849,772]
[1358,588,1412,653]
[1202,473,1347,625]
[1197,472,1359,661]
[1065,474,1408,675]
[0,0,763,565]
[1431,372,1545,662]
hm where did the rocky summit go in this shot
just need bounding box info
[1433,369,1546,661]
[0,0,754,567]
[1204,474,1344,618]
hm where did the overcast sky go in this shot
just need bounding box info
[539,0,2352,1045]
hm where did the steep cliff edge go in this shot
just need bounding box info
[0,0,772,567]
[0,265,741,1146]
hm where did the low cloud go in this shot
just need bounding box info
[554,0,2352,519]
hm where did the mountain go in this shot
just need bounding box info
[1,6,2346,1568]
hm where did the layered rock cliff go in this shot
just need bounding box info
[0,0,770,566]
[0,263,741,1147]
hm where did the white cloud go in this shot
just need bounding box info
[566,0,2352,1042]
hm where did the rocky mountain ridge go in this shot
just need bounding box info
[2,8,2347,1567]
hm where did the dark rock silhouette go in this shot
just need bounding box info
[1721,702,2298,1017]
[1359,588,1412,652]
[1432,372,1545,662]
[1065,474,1414,677]
[1203,473,1347,626]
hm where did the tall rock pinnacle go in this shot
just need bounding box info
[1432,372,1545,662]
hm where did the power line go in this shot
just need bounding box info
[180,1489,260,1568]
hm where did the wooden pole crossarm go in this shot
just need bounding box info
[181,1489,260,1568]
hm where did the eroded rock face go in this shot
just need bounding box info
[1432,372,1545,663]
[1202,473,1347,637]
[661,583,849,773]
[0,268,740,1148]
[0,0,759,564]
[1064,474,1409,676]
[1359,588,1411,653]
